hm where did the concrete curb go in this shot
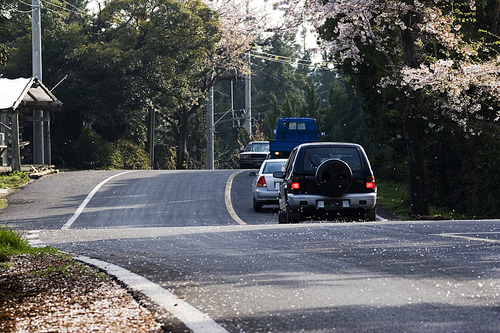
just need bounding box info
[75,256,229,333]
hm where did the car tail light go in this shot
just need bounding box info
[366,175,375,189]
[257,176,267,187]
[291,182,300,190]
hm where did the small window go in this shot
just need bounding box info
[297,122,306,130]
[288,122,297,130]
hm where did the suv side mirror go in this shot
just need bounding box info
[273,171,284,178]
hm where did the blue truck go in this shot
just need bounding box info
[269,117,321,159]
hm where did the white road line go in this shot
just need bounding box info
[24,230,45,248]
[225,170,247,225]
[75,256,229,333]
[61,171,135,230]
[433,232,500,244]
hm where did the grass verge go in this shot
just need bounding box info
[0,171,31,189]
[377,180,470,220]
[0,227,59,262]
[0,171,31,210]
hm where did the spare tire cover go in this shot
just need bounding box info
[315,159,353,196]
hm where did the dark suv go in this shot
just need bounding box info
[273,142,376,223]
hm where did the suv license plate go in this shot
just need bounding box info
[318,200,350,210]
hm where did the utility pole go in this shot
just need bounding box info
[32,0,44,165]
[206,87,214,170]
[149,106,155,169]
[244,52,252,137]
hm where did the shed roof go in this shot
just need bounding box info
[0,77,62,112]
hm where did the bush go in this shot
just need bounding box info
[118,140,151,170]
[153,144,176,170]
[0,227,31,256]
[54,127,120,169]
[54,127,151,170]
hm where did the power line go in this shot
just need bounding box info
[250,50,332,70]
[42,0,87,16]
[8,0,87,16]
[6,1,35,13]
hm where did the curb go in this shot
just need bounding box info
[75,256,229,333]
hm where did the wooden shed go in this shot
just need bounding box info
[0,77,62,171]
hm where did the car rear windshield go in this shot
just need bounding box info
[302,147,362,172]
[246,142,270,152]
[263,161,286,174]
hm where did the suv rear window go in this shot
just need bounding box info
[302,147,362,172]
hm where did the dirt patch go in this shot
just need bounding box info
[0,253,191,332]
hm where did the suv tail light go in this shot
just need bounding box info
[257,176,267,187]
[291,176,300,190]
[366,175,375,189]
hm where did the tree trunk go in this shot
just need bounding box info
[176,110,190,169]
[400,10,429,216]
[403,92,429,216]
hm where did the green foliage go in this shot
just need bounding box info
[1,0,222,170]
[443,133,500,219]
[0,171,30,210]
[53,127,120,170]
[238,127,251,148]
[0,227,58,261]
[153,144,176,170]
[118,140,151,170]
[321,80,374,154]
[0,0,10,65]
[54,127,152,170]
[0,227,30,258]
[251,34,307,120]
[370,146,408,183]
[376,181,409,218]
[0,172,30,189]
[376,181,471,220]
[300,80,322,119]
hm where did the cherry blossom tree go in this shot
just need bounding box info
[273,0,500,215]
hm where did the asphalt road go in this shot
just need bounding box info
[1,170,499,332]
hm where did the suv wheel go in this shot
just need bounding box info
[363,208,376,221]
[278,209,287,224]
[315,159,353,196]
[278,202,301,224]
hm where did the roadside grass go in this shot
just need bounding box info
[0,172,59,261]
[0,171,31,210]
[0,171,31,189]
[0,227,59,263]
[377,180,471,220]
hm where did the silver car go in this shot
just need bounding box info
[250,159,288,212]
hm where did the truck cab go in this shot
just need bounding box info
[269,117,320,158]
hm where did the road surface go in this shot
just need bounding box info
[1,170,499,332]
